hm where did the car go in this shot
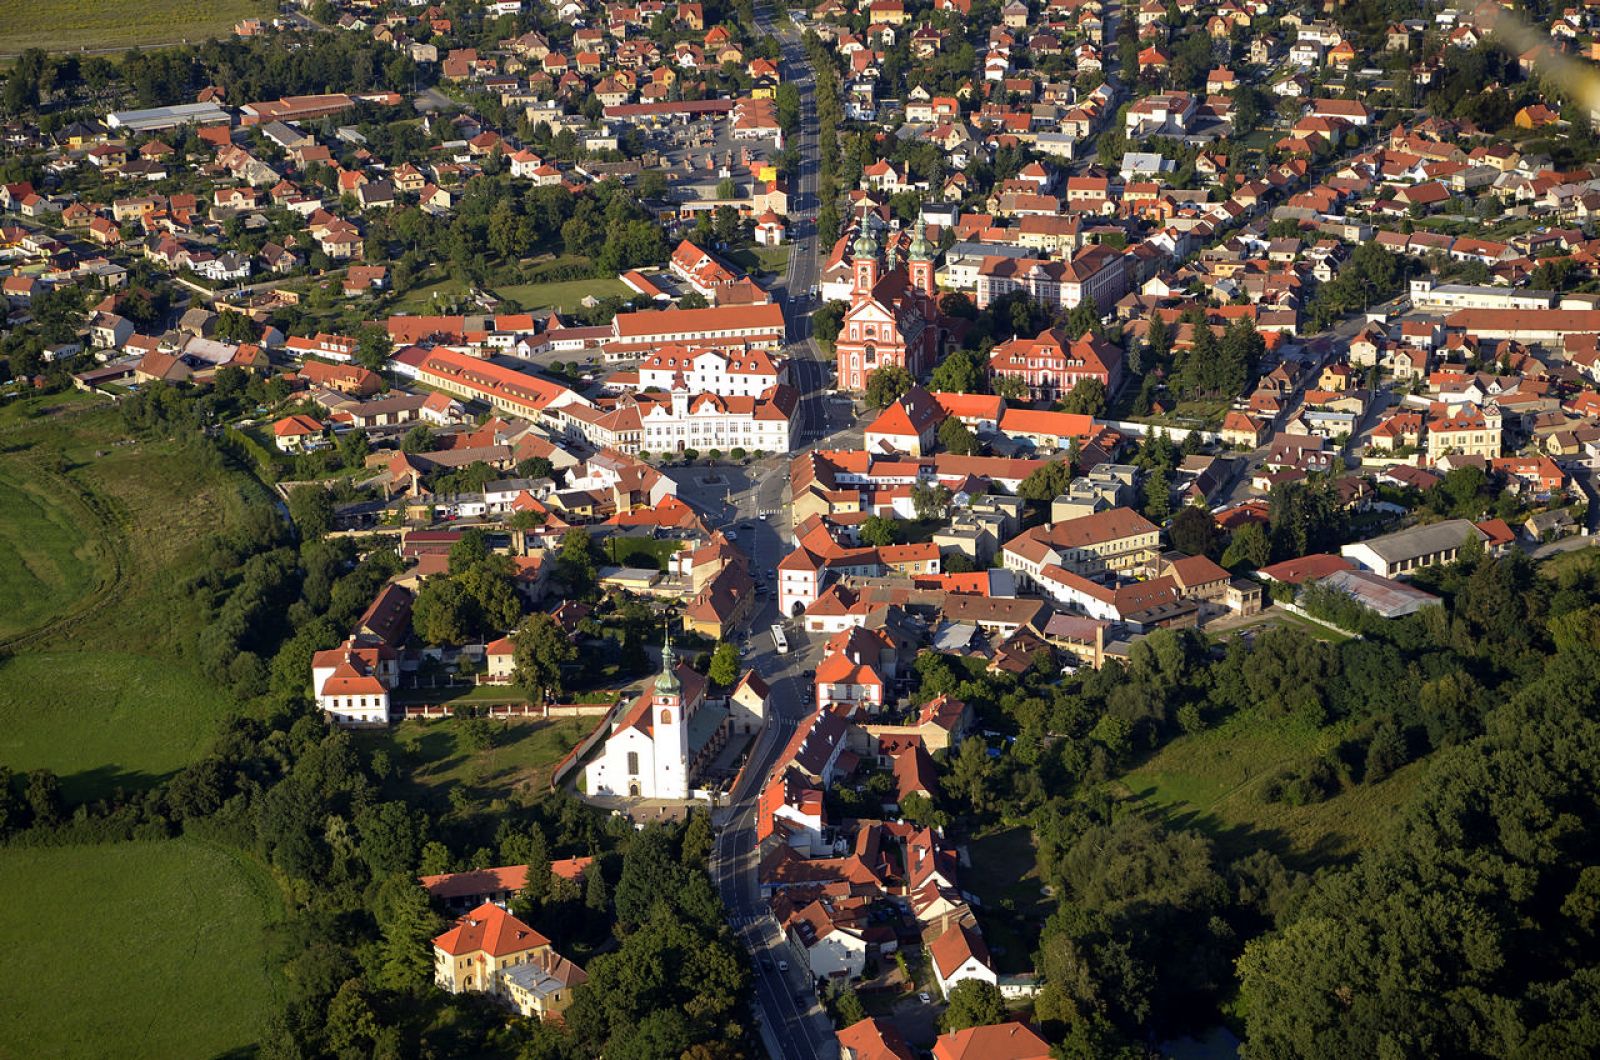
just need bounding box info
[919,992,932,1004]
[777,960,789,972]
[726,530,738,541]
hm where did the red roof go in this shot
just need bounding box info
[1257,553,1354,584]
[432,901,549,957]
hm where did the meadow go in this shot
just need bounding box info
[0,839,280,1058]
[0,459,110,643]
[363,716,594,808]
[0,0,273,56]
[0,652,223,802]
[1113,710,1427,867]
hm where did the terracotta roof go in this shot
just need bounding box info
[432,901,549,958]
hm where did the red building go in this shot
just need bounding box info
[834,220,946,392]
[988,327,1123,403]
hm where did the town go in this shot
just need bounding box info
[3,0,1600,1058]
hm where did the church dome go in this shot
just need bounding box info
[654,631,681,694]
[908,219,934,260]
[852,227,879,259]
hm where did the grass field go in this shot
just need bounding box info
[0,460,111,642]
[363,716,592,808]
[0,839,280,1058]
[0,0,274,55]
[604,536,683,571]
[1114,711,1426,867]
[0,653,222,802]
[963,826,1052,974]
[728,245,790,275]
[495,276,630,312]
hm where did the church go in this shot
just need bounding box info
[585,634,728,800]
[833,219,947,392]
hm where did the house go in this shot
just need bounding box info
[432,902,587,1020]
[311,637,398,725]
[928,922,996,998]
[272,414,326,452]
[864,386,945,456]
[931,1023,1052,1060]
[1340,520,1488,578]
[839,1018,916,1060]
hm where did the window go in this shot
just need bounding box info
[627,751,639,775]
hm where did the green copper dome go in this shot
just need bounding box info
[852,227,879,258]
[908,218,934,260]
[655,627,681,694]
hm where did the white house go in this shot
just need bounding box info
[635,344,784,398]
[928,923,997,999]
[311,637,398,725]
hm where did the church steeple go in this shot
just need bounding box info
[908,217,936,298]
[852,225,880,296]
[655,623,681,695]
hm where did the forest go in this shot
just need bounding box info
[906,544,1600,1057]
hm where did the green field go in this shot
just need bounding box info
[364,716,593,808]
[729,245,790,275]
[605,536,683,571]
[0,839,280,1058]
[0,0,274,55]
[1114,711,1426,866]
[495,276,630,312]
[0,653,223,802]
[0,461,111,642]
[963,826,1051,974]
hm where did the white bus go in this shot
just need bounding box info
[770,624,790,655]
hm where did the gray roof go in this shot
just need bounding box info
[1321,569,1440,618]
[1345,519,1484,563]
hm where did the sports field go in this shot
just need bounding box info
[0,653,221,802]
[0,0,273,56]
[0,839,280,1058]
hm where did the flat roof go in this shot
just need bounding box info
[106,102,230,132]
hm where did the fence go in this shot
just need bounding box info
[399,701,612,720]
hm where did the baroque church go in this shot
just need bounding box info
[833,219,948,392]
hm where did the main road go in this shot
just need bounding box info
[706,4,842,1059]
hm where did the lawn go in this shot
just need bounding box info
[0,0,274,55]
[962,826,1051,974]
[729,245,790,276]
[363,715,593,807]
[603,536,683,571]
[0,652,222,803]
[0,458,112,643]
[495,276,630,312]
[0,839,280,1058]
[392,275,471,313]
[1113,710,1427,867]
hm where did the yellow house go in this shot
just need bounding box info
[432,902,588,1020]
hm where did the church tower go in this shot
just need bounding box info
[852,226,880,297]
[651,627,690,799]
[909,218,936,298]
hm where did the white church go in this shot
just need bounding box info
[586,635,730,800]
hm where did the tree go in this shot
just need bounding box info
[860,515,900,547]
[938,416,979,456]
[1058,376,1108,416]
[356,801,422,875]
[930,347,984,393]
[941,979,1007,1032]
[288,485,334,540]
[864,364,913,408]
[1222,521,1270,571]
[1019,459,1074,502]
[354,323,392,371]
[911,482,952,521]
[401,425,435,453]
[811,300,847,345]
[373,880,442,990]
[557,528,598,597]
[708,642,740,687]
[514,612,577,703]
[993,373,1028,400]
[1169,504,1221,559]
[413,577,473,645]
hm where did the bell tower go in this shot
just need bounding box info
[908,218,936,298]
[652,624,689,799]
[852,227,880,296]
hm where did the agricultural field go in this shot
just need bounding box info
[0,0,274,56]
[1112,710,1427,867]
[0,653,222,803]
[0,839,280,1058]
